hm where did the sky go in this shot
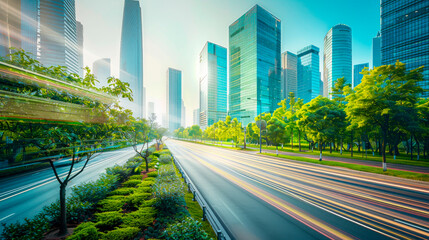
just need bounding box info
[76,0,380,127]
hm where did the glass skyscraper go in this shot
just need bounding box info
[297,45,321,103]
[372,32,381,68]
[120,0,143,118]
[381,0,429,97]
[229,4,281,126]
[199,42,227,130]
[167,68,182,132]
[281,51,297,100]
[0,0,21,58]
[39,0,79,75]
[353,63,369,88]
[323,24,352,99]
[76,21,83,77]
[21,0,39,57]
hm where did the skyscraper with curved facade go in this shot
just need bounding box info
[323,24,352,99]
[120,0,143,118]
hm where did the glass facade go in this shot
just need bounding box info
[167,68,182,132]
[0,0,21,57]
[297,45,321,103]
[39,0,79,75]
[353,63,369,88]
[21,0,39,58]
[381,0,429,97]
[372,32,381,68]
[76,21,83,77]
[281,51,297,100]
[323,24,352,99]
[120,0,143,118]
[229,4,281,126]
[199,42,227,130]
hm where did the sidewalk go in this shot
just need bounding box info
[247,147,429,174]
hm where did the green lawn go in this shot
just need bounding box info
[261,153,429,182]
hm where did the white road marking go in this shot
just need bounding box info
[0,213,15,222]
[394,219,429,232]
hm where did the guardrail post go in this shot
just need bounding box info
[188,182,191,192]
[192,190,196,201]
[217,230,223,240]
[202,206,207,221]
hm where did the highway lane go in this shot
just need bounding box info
[166,139,429,240]
[0,145,142,231]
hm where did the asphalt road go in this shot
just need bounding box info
[166,139,429,240]
[0,145,140,232]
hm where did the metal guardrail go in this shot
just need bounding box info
[172,154,232,240]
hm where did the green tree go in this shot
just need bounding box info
[266,111,287,154]
[345,62,424,171]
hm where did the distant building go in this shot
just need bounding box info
[229,4,281,126]
[297,45,321,103]
[281,51,297,100]
[323,24,352,99]
[143,87,146,119]
[120,0,143,117]
[181,100,186,127]
[76,21,84,77]
[148,102,155,118]
[193,108,200,126]
[39,0,79,75]
[381,0,429,97]
[199,42,227,130]
[167,68,182,132]
[353,63,369,89]
[0,0,21,58]
[93,58,111,88]
[372,32,381,68]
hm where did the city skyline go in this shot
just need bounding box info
[75,0,380,127]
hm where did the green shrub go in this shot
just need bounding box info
[102,227,140,240]
[147,172,158,178]
[43,197,93,224]
[121,207,156,229]
[153,176,185,214]
[160,150,171,155]
[137,181,154,188]
[98,198,125,212]
[157,164,176,178]
[140,198,156,207]
[109,187,136,196]
[72,174,119,203]
[94,211,123,232]
[122,179,141,188]
[163,217,209,240]
[1,213,50,240]
[135,186,152,193]
[144,177,156,182]
[159,154,172,164]
[67,222,101,240]
[106,165,131,182]
[127,192,152,208]
[129,175,143,180]
[152,152,161,158]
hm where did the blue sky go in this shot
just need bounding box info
[76,0,380,126]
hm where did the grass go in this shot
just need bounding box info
[261,153,429,182]
[181,139,242,150]
[246,143,429,168]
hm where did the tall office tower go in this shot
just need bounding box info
[323,24,352,99]
[281,51,297,100]
[21,0,39,57]
[167,68,182,132]
[372,32,381,68]
[381,0,429,97]
[39,0,79,75]
[199,42,227,130]
[93,58,111,88]
[229,5,281,126]
[353,63,369,89]
[148,102,155,118]
[0,0,21,57]
[76,21,83,77]
[181,100,186,127]
[193,108,200,126]
[120,0,143,117]
[143,87,146,119]
[297,45,321,103]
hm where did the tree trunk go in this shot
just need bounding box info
[417,140,420,160]
[59,184,68,236]
[319,141,323,161]
[410,135,413,160]
[291,129,294,149]
[298,130,301,152]
[382,129,387,171]
[340,137,343,155]
[330,142,332,153]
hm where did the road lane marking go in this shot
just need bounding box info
[394,219,429,233]
[0,213,15,222]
